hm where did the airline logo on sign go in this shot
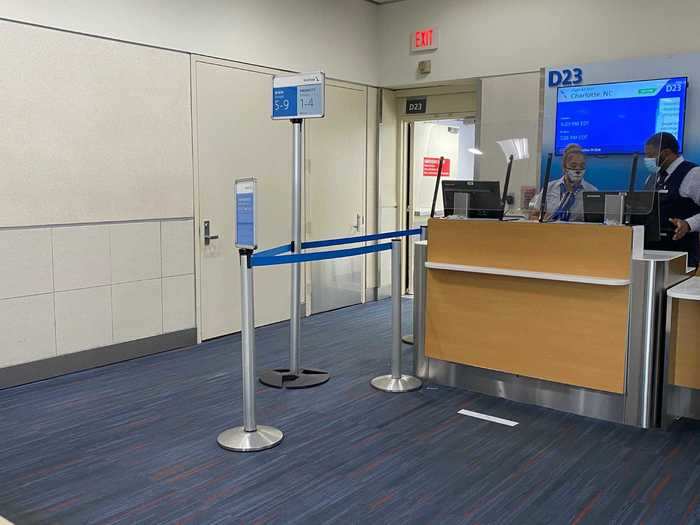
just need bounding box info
[411,27,439,52]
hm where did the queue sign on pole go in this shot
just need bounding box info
[235,178,257,250]
[220,176,284,452]
[272,72,325,120]
[261,72,330,389]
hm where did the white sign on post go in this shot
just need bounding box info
[272,72,325,120]
[235,178,257,250]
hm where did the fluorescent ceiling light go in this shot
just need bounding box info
[468,148,483,155]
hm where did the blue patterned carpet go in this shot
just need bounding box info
[0,299,699,524]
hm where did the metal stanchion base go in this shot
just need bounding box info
[402,334,414,345]
[259,368,330,389]
[217,425,284,452]
[370,374,422,393]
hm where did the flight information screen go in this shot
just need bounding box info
[555,77,688,155]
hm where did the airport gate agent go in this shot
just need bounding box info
[644,132,700,267]
[530,143,598,221]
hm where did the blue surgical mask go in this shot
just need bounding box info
[644,157,659,173]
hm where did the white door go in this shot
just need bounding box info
[306,83,367,313]
[194,59,292,340]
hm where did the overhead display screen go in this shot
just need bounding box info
[555,77,688,155]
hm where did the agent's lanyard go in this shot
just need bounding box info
[550,181,582,222]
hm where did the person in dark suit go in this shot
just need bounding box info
[644,132,700,266]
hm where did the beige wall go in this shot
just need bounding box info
[478,72,542,212]
[0,13,379,370]
[0,20,193,227]
[0,20,196,370]
[0,0,380,85]
[378,0,700,87]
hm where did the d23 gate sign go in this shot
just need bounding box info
[423,157,451,177]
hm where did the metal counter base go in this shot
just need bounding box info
[665,385,700,422]
[423,358,625,424]
[662,280,700,428]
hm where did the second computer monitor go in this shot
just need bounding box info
[441,180,502,219]
[582,190,661,242]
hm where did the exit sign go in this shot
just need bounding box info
[411,27,438,52]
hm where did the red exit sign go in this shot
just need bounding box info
[411,27,439,52]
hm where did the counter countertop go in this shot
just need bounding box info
[424,261,631,286]
[668,277,700,301]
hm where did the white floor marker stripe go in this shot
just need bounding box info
[458,409,519,427]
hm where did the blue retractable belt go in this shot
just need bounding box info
[251,228,422,268]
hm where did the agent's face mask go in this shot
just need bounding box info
[644,157,659,173]
[566,169,585,184]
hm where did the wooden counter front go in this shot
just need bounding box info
[669,299,700,390]
[425,220,633,394]
[427,219,633,280]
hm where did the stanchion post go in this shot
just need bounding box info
[259,118,329,389]
[390,239,402,380]
[412,240,429,378]
[371,239,422,393]
[290,118,303,375]
[217,250,283,452]
[402,226,428,346]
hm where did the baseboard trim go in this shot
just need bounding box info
[377,285,391,300]
[0,329,197,390]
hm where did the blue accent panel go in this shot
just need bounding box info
[272,86,298,118]
[252,243,392,267]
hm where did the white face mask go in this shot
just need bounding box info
[565,169,585,184]
[644,157,659,173]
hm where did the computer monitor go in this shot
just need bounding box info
[582,191,662,243]
[582,191,616,224]
[441,180,502,219]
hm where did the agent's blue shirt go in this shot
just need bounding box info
[532,176,598,222]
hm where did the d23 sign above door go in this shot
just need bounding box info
[423,157,451,177]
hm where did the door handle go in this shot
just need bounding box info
[203,220,219,245]
[352,214,362,232]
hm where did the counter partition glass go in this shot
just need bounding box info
[432,121,536,220]
[443,124,659,227]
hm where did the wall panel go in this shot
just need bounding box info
[0,21,193,227]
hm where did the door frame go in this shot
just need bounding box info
[398,113,475,294]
